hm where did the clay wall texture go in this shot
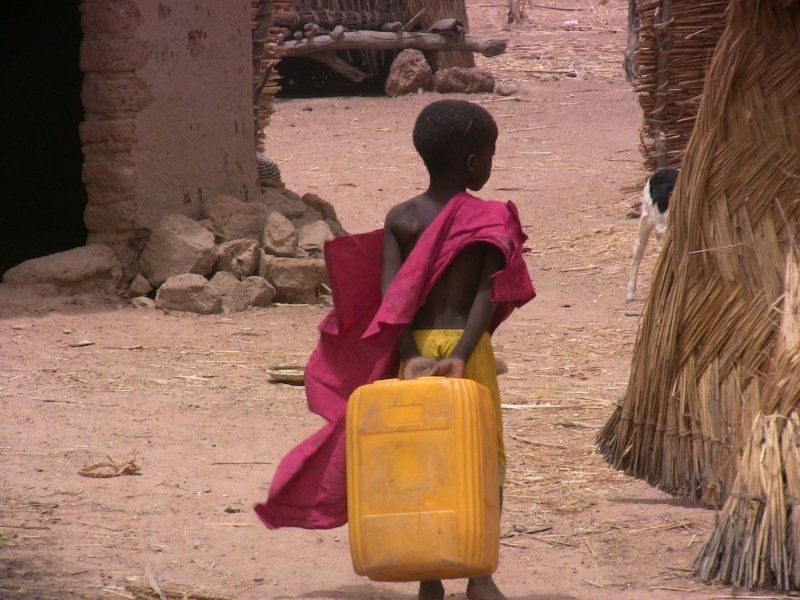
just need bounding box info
[79,0,258,261]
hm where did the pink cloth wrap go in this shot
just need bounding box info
[254,192,536,529]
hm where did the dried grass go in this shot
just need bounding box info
[600,0,800,505]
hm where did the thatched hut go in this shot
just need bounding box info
[627,0,729,172]
[599,0,800,590]
[271,0,490,95]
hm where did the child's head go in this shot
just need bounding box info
[413,100,498,182]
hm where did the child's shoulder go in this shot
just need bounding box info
[385,195,426,225]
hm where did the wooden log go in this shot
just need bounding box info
[311,52,368,83]
[280,31,507,58]
[331,25,347,40]
[403,9,427,32]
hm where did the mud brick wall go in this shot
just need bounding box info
[78,0,259,270]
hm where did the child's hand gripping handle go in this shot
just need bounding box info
[402,356,466,379]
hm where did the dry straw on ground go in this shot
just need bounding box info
[126,581,231,600]
[598,0,800,589]
[78,455,141,478]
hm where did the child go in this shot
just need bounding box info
[382,100,531,600]
[256,100,535,600]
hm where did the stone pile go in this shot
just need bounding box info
[136,187,343,314]
[1,186,345,315]
[384,49,496,97]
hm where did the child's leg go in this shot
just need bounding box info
[466,486,506,600]
[418,580,444,600]
[466,577,507,600]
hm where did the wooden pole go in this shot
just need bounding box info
[652,0,673,170]
[279,31,507,58]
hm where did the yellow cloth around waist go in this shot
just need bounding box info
[400,329,505,483]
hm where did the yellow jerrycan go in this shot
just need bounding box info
[346,376,500,582]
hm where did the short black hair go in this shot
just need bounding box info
[412,100,498,175]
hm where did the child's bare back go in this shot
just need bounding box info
[384,194,502,333]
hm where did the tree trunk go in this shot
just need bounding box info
[623,0,639,83]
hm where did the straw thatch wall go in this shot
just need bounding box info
[693,242,800,589]
[631,0,728,171]
[402,0,474,69]
[598,0,800,523]
[253,0,289,153]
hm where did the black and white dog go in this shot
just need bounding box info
[626,167,680,301]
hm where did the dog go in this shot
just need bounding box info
[626,167,680,301]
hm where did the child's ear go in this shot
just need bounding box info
[464,152,477,172]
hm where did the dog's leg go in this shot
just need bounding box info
[626,214,654,301]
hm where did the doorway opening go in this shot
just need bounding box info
[1,2,87,277]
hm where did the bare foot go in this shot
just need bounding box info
[466,576,507,600]
[418,580,444,600]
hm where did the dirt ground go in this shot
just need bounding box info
[2,2,783,599]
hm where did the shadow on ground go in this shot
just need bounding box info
[279,584,577,600]
[609,495,708,509]
[0,552,79,600]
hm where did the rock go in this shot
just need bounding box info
[433,67,495,94]
[215,239,260,278]
[130,296,155,309]
[259,252,326,304]
[297,220,334,259]
[255,186,310,219]
[301,193,337,222]
[385,49,433,97]
[208,271,249,314]
[155,273,221,314]
[242,276,277,307]
[324,218,347,237]
[128,273,152,297]
[202,194,267,242]
[425,18,463,34]
[494,82,518,97]
[2,244,123,293]
[301,193,346,235]
[261,212,298,257]
[197,218,219,239]
[139,214,217,287]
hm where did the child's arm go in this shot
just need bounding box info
[381,217,436,378]
[435,244,504,378]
